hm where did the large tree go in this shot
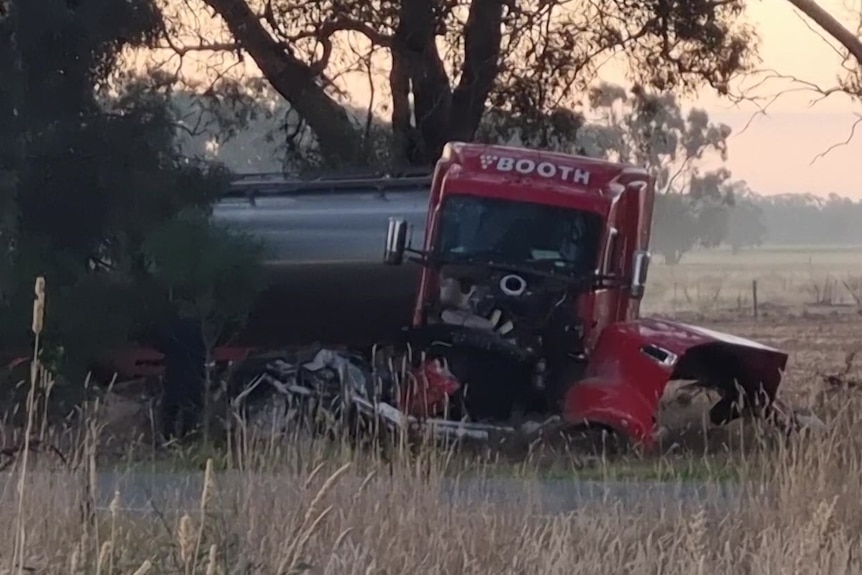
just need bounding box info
[157,0,758,168]
[0,0,265,422]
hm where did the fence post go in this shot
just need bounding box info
[673,282,678,315]
[752,279,759,320]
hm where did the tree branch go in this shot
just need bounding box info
[202,0,363,166]
[810,113,862,164]
[312,20,393,48]
[785,0,862,65]
[158,41,240,56]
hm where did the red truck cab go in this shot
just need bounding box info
[382,142,790,449]
[421,142,651,344]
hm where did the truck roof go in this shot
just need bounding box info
[440,141,651,199]
[225,168,432,198]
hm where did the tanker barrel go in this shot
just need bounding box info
[223,169,433,199]
[212,181,432,349]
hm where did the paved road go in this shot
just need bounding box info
[1,471,751,516]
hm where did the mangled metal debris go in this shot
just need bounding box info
[230,346,566,447]
[228,340,824,455]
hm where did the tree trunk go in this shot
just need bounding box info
[203,0,364,167]
[207,0,506,168]
[389,0,505,166]
[389,50,422,167]
[392,0,454,165]
[447,0,504,142]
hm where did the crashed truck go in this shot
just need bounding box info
[112,142,801,452]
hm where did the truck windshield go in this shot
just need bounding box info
[435,195,602,274]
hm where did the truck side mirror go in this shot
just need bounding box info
[384,217,408,265]
[630,249,650,299]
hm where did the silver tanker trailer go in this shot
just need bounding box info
[211,171,432,349]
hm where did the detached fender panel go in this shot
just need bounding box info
[562,317,789,450]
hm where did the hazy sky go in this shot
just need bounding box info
[555,0,862,199]
[682,0,861,199]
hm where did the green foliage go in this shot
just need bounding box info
[576,83,732,189]
[726,200,766,254]
[0,2,24,302]
[141,208,268,349]
[0,0,266,401]
[476,107,586,153]
[650,195,702,265]
[7,0,164,263]
[651,192,730,265]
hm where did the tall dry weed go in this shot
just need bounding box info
[3,375,862,573]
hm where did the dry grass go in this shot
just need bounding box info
[644,244,862,317]
[4,398,862,574]
[0,246,861,573]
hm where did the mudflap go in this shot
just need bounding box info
[562,318,789,452]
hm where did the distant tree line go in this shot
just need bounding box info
[687,191,862,257]
[748,193,862,246]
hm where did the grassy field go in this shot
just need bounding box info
[1,244,861,573]
[643,244,862,317]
